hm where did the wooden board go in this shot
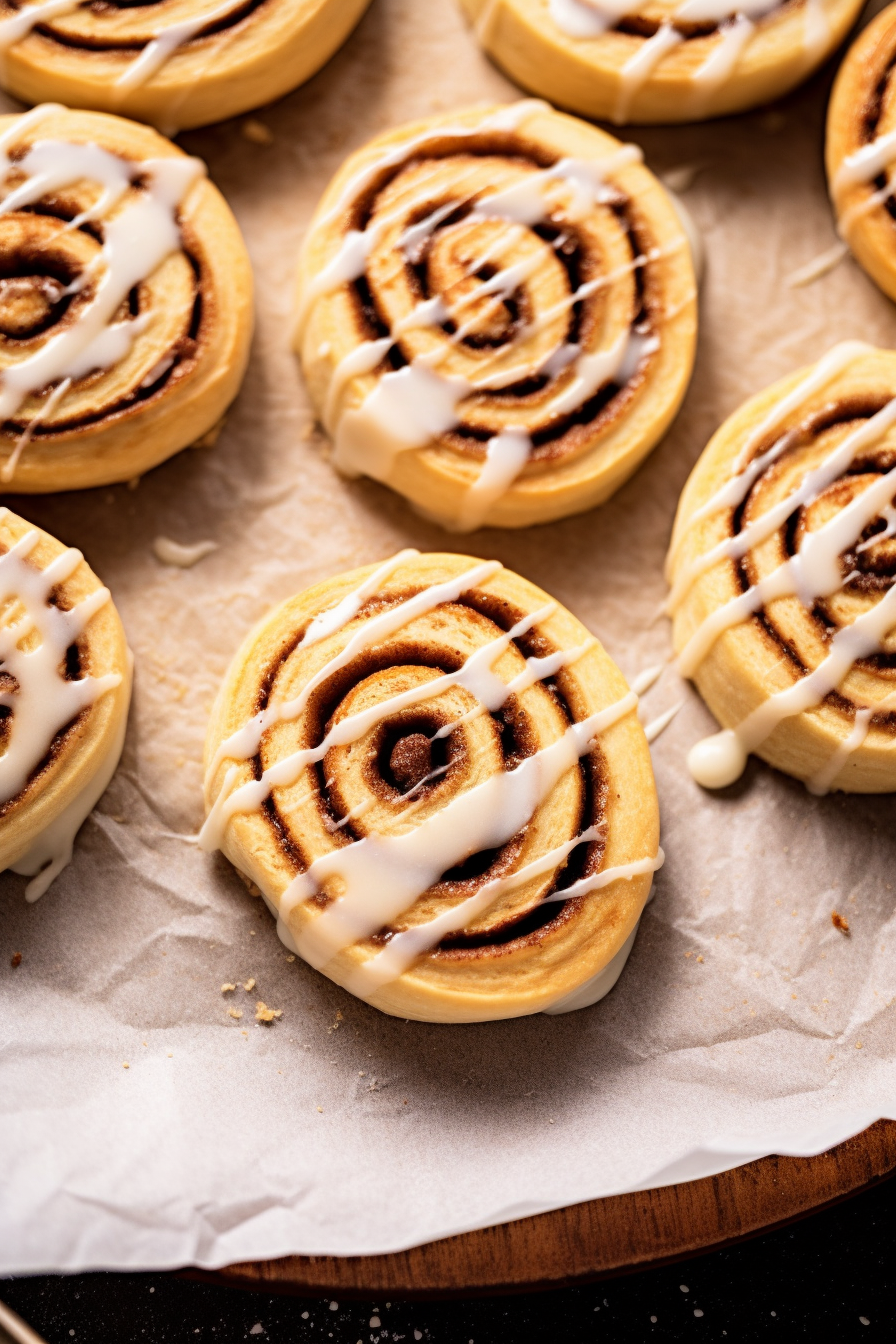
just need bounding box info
[206,1120,896,1298]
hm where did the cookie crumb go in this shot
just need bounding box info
[832,911,850,934]
[256,1000,282,1023]
[228,1007,243,1020]
[243,977,256,992]
[242,118,273,146]
[221,982,237,993]
[123,1062,129,1069]
[10,951,22,967]
[286,954,296,962]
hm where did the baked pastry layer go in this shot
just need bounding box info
[668,342,896,793]
[460,0,863,125]
[826,3,896,304]
[294,100,697,531]
[201,551,660,1022]
[0,105,253,492]
[0,0,372,132]
[0,507,132,900]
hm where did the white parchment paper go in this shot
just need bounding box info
[1,0,895,1275]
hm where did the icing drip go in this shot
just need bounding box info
[0,511,124,894]
[0,114,204,449]
[300,118,661,520]
[615,25,685,124]
[672,344,896,789]
[0,0,245,91]
[203,555,655,1001]
[152,537,218,567]
[643,702,682,742]
[115,0,246,92]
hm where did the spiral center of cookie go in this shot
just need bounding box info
[387,732,433,793]
[0,276,65,339]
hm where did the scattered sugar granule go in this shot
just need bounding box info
[256,1001,282,1023]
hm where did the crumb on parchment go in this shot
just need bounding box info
[256,1001,282,1023]
[228,1008,243,1020]
[10,952,21,967]
[242,119,273,146]
[243,978,256,992]
[221,982,237,993]
[832,911,850,935]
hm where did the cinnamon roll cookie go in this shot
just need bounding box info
[201,551,661,1023]
[294,101,697,531]
[0,0,372,133]
[667,342,896,794]
[827,3,896,304]
[0,105,252,492]
[0,508,132,902]
[461,0,863,125]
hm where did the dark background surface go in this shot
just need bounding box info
[2,1174,893,1342]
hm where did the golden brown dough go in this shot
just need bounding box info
[0,106,252,492]
[202,551,660,1022]
[295,101,696,530]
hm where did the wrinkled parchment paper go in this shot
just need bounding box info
[2,0,895,1275]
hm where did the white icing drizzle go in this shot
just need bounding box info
[786,241,848,289]
[804,706,873,797]
[644,701,682,742]
[689,16,755,107]
[0,0,244,91]
[615,25,685,125]
[202,553,652,1002]
[152,536,218,568]
[282,689,639,975]
[0,0,78,53]
[298,111,661,520]
[0,511,124,895]
[834,129,896,194]
[631,661,665,695]
[549,0,826,122]
[667,340,872,591]
[115,0,245,92]
[672,344,896,789]
[457,428,532,532]
[0,116,204,438]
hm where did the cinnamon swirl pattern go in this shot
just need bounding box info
[294,101,697,531]
[0,105,252,492]
[0,0,372,133]
[667,342,896,794]
[461,0,862,125]
[201,552,660,1023]
[0,507,132,901]
[826,3,896,304]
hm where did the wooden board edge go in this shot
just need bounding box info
[183,1120,896,1299]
